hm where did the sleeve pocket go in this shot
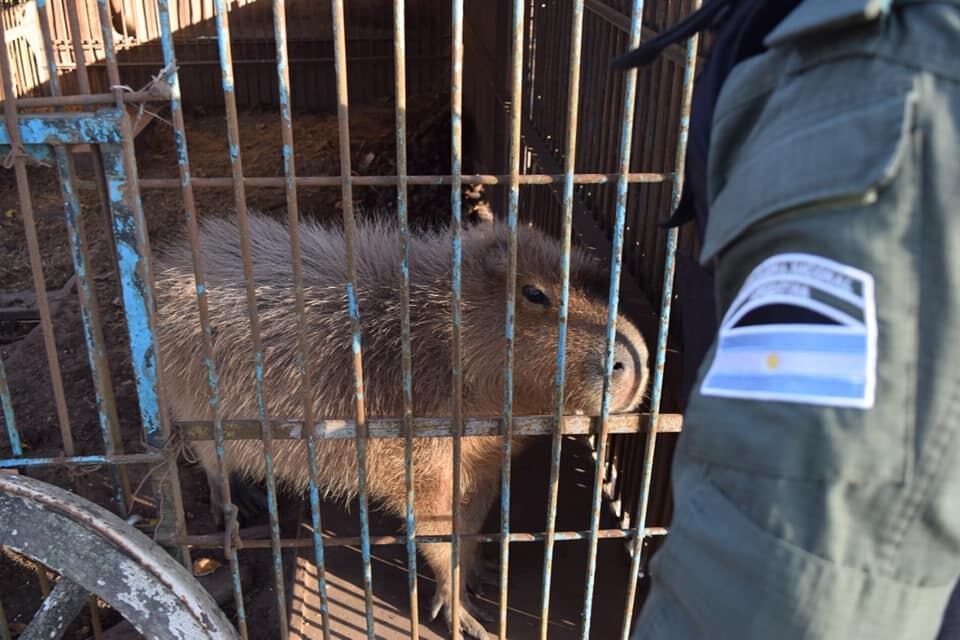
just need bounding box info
[683,87,920,484]
[700,91,917,266]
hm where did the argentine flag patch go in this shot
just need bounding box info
[701,253,877,409]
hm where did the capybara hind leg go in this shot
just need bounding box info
[460,464,501,597]
[415,474,491,639]
[192,442,226,528]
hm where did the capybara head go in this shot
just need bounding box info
[458,221,649,418]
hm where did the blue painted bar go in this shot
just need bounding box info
[620,16,701,639]
[55,145,128,513]
[0,110,123,146]
[392,0,420,637]
[0,356,21,457]
[174,526,668,549]
[0,143,51,164]
[99,144,164,443]
[498,1,525,637]
[578,2,648,631]
[211,0,288,634]
[37,0,128,516]
[306,439,332,637]
[0,453,162,469]
[329,1,376,635]
[540,2,584,637]
[155,0,248,635]
[449,0,466,636]
[270,0,333,637]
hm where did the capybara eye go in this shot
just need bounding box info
[522,285,551,307]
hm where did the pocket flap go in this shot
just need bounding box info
[700,91,915,265]
[764,0,890,48]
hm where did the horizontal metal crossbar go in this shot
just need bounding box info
[177,413,683,441]
[0,109,123,145]
[161,527,670,550]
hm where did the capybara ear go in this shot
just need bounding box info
[579,257,615,301]
[482,236,508,277]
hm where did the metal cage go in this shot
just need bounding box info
[0,0,700,638]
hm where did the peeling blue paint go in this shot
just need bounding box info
[56,146,119,459]
[0,454,163,469]
[203,359,221,408]
[0,111,123,146]
[306,438,332,630]
[0,356,21,457]
[107,168,162,440]
[619,19,699,640]
[155,1,249,635]
[346,283,363,356]
[214,0,235,95]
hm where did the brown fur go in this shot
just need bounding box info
[153,212,649,637]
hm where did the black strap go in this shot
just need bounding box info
[610,0,737,69]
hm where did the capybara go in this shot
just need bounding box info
[153,212,649,638]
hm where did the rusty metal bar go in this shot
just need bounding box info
[271,0,332,637]
[0,452,163,469]
[392,1,420,638]
[35,0,130,518]
[540,1,584,637]
[155,0,248,636]
[87,599,103,640]
[64,0,124,310]
[177,413,684,441]
[0,597,9,640]
[578,0,649,633]
[329,0,376,636]
[167,527,670,550]
[53,150,132,513]
[135,172,671,189]
[94,0,191,567]
[11,89,169,108]
[449,0,466,636]
[607,2,653,622]
[210,0,287,635]
[498,0,526,637]
[621,9,701,639]
[0,17,74,461]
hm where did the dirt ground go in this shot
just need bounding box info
[0,95,649,639]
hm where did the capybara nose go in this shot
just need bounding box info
[611,341,639,410]
[612,342,634,382]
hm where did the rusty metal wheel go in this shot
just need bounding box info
[0,473,239,640]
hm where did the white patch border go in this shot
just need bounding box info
[701,252,877,409]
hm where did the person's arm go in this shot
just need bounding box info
[632,3,960,638]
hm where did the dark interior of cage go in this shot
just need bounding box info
[0,0,693,638]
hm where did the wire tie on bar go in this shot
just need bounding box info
[2,143,49,169]
[223,503,242,557]
[110,61,177,130]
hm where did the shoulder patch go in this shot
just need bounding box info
[701,253,877,409]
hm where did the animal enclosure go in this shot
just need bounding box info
[0,0,700,638]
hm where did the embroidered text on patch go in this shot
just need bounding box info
[701,253,877,409]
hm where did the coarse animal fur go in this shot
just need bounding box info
[153,212,649,638]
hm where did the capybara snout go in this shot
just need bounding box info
[154,212,649,638]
